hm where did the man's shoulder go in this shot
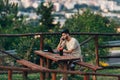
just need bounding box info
[71,37,77,41]
[71,37,80,44]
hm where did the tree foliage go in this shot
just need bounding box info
[63,9,117,62]
[0,0,119,64]
[0,1,58,63]
[64,9,116,33]
[0,0,38,62]
[0,0,18,28]
[36,2,56,31]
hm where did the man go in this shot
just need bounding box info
[57,29,82,79]
[57,29,82,59]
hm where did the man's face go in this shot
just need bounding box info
[61,33,68,40]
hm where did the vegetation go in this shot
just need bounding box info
[0,71,119,80]
[36,2,55,31]
[0,0,119,66]
[0,1,120,80]
[63,8,118,62]
[0,1,58,63]
[64,9,116,33]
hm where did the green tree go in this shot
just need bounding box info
[35,2,60,52]
[64,9,116,33]
[0,0,18,28]
[0,0,19,50]
[36,2,56,32]
[63,9,117,63]
[0,0,38,62]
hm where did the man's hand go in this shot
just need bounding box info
[60,37,65,42]
[57,37,65,51]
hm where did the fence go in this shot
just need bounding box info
[1,32,120,80]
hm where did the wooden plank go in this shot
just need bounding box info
[52,73,57,80]
[0,66,120,80]
[35,50,59,61]
[35,50,80,62]
[39,57,45,80]
[40,72,45,80]
[8,70,12,80]
[16,59,48,70]
[45,59,51,78]
[40,57,44,66]
[118,77,120,80]
[84,75,89,80]
[0,66,31,71]
[17,59,48,80]
[75,61,102,71]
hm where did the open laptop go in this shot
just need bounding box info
[43,45,58,54]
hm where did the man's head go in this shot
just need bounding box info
[61,29,70,40]
[61,29,70,34]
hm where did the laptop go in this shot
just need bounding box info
[43,45,58,54]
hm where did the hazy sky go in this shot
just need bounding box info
[21,0,38,8]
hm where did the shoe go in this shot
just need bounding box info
[60,77,63,80]
[70,63,75,67]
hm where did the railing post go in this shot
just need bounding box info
[84,75,90,80]
[40,57,45,80]
[40,72,45,80]
[92,71,97,80]
[94,35,99,66]
[40,34,44,50]
[46,59,51,78]
[52,73,57,80]
[8,70,12,80]
[118,76,120,80]
[39,34,45,80]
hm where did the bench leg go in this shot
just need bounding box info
[84,75,90,80]
[46,59,51,78]
[92,75,97,80]
[118,77,120,80]
[92,71,97,80]
[52,73,57,80]
[40,72,45,80]
[8,70,12,80]
[63,63,68,80]
[23,71,28,80]
[40,57,45,80]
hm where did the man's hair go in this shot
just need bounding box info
[61,29,70,34]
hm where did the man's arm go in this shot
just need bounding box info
[63,49,74,53]
[57,41,63,49]
[57,38,65,50]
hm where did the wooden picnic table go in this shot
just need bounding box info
[34,50,80,80]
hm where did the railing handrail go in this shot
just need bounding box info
[0,65,120,77]
[1,32,120,80]
[1,32,120,37]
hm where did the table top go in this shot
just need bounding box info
[34,50,80,62]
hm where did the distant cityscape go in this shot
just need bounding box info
[9,0,120,26]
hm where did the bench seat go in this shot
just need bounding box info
[75,61,102,71]
[17,59,49,71]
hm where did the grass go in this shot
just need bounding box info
[0,69,120,80]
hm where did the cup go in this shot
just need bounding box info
[59,49,63,56]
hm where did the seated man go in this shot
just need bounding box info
[57,29,83,79]
[57,29,82,61]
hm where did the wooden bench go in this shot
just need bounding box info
[74,61,102,72]
[1,63,120,80]
[0,65,44,80]
[16,59,49,71]
[16,59,50,80]
[74,61,103,80]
